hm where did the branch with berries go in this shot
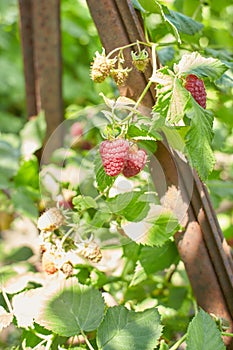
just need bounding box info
[90,42,228,181]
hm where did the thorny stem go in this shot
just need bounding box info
[80,329,95,350]
[169,333,187,350]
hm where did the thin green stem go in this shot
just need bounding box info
[117,79,152,126]
[80,330,95,350]
[60,227,74,246]
[150,43,158,82]
[169,333,187,350]
[193,299,198,315]
[107,40,153,59]
[222,332,233,338]
[107,42,138,58]
[143,19,150,44]
[136,80,153,109]
[192,4,202,20]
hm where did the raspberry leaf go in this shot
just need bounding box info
[139,240,179,275]
[137,0,181,43]
[37,282,105,337]
[186,309,225,350]
[97,306,163,350]
[174,52,228,81]
[122,210,180,246]
[153,68,190,123]
[164,8,203,36]
[185,102,215,180]
[20,110,46,157]
[140,211,181,247]
[107,192,150,222]
[73,195,97,211]
[137,1,203,39]
[127,124,162,141]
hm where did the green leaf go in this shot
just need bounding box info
[127,124,161,153]
[159,340,169,350]
[130,262,148,287]
[0,112,24,134]
[90,211,112,228]
[0,173,11,189]
[131,0,147,13]
[164,8,203,35]
[97,306,163,350]
[4,246,33,264]
[156,2,182,44]
[107,192,150,222]
[14,155,39,189]
[153,64,216,180]
[152,68,190,124]
[186,309,225,350]
[139,240,179,274]
[140,212,181,247]
[185,102,215,180]
[207,180,233,200]
[161,126,188,153]
[73,195,97,211]
[138,1,181,43]
[39,282,105,337]
[11,187,39,219]
[94,152,115,192]
[174,52,228,80]
[157,47,175,66]
[20,111,46,157]
[127,124,162,141]
[0,140,19,178]
[137,0,159,13]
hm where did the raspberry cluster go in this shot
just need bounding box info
[184,74,207,109]
[100,139,147,178]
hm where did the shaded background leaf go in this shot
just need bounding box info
[97,306,163,350]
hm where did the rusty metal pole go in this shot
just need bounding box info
[18,0,64,162]
[86,0,233,347]
[18,0,38,117]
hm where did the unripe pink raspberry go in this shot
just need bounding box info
[70,122,83,137]
[100,139,129,177]
[185,74,206,109]
[122,145,147,178]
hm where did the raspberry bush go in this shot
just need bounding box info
[0,1,233,350]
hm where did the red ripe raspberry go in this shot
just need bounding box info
[185,74,206,109]
[122,145,147,178]
[100,139,129,177]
